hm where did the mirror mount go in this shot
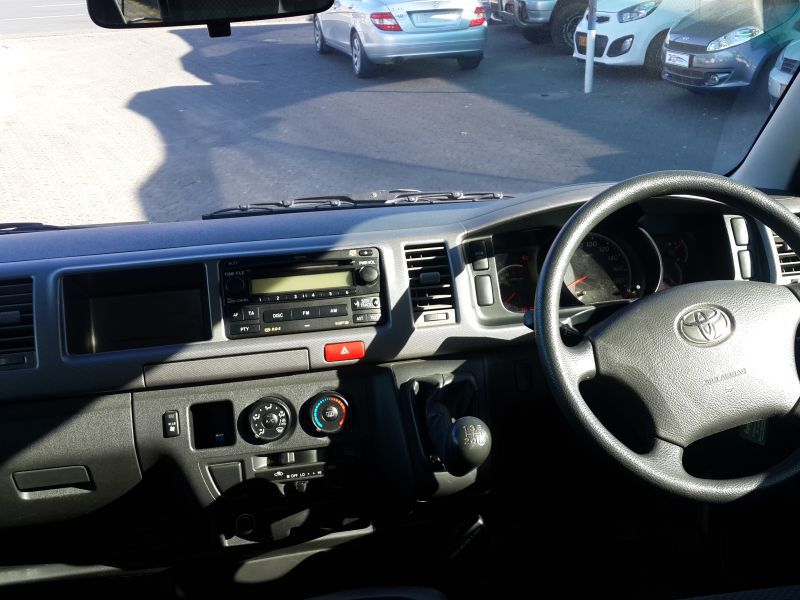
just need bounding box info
[207,21,232,38]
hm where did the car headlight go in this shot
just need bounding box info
[774,46,787,67]
[706,26,763,52]
[617,0,660,23]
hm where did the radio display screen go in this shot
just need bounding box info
[251,271,353,294]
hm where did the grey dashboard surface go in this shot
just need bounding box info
[0,182,783,403]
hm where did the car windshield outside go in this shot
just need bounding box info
[1,0,798,225]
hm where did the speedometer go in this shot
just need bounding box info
[563,233,644,305]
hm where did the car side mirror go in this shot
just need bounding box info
[86,0,333,37]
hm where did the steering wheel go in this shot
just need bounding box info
[535,171,800,502]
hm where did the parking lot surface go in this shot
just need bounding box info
[0,10,770,224]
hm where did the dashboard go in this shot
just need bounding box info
[0,182,793,584]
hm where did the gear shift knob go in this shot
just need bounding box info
[444,416,492,477]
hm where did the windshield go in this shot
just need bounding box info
[1,0,798,225]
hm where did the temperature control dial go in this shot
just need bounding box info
[309,392,349,435]
[247,397,292,442]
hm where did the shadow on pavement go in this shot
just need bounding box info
[129,22,769,221]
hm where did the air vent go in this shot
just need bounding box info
[405,243,455,317]
[773,233,800,278]
[0,278,35,369]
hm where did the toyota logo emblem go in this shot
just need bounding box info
[678,306,733,345]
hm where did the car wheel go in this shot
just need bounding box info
[351,32,377,78]
[522,27,549,44]
[643,30,667,78]
[457,55,483,70]
[313,16,332,54]
[550,0,585,53]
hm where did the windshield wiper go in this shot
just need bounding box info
[0,222,65,235]
[384,190,506,204]
[202,191,509,220]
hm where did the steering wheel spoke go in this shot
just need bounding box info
[563,339,597,384]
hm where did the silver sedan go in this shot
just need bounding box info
[314,0,488,77]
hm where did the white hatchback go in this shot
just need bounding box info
[769,39,800,109]
[572,0,705,72]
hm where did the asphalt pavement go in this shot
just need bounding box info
[0,9,771,224]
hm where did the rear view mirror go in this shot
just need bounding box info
[87,0,333,36]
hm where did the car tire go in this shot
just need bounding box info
[314,16,332,54]
[457,55,483,70]
[550,0,585,53]
[643,30,667,78]
[351,32,377,78]
[522,27,549,44]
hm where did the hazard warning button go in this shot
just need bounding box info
[324,341,365,362]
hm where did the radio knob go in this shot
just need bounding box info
[356,266,379,286]
[246,397,293,443]
[308,392,349,435]
[225,276,247,296]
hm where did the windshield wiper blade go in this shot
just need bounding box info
[202,191,509,219]
[0,222,65,235]
[384,190,508,204]
[202,196,360,219]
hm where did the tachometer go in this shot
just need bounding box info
[498,253,535,312]
[564,233,644,304]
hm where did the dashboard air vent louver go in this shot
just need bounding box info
[405,243,455,314]
[773,233,800,278]
[0,278,35,369]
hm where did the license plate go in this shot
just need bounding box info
[665,50,690,67]
[411,10,461,26]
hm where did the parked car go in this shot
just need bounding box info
[491,0,587,51]
[572,0,706,75]
[662,0,800,91]
[769,37,800,107]
[313,0,488,77]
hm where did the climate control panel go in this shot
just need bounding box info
[243,391,351,445]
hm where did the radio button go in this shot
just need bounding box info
[229,308,245,322]
[290,307,319,320]
[244,306,260,320]
[287,292,302,302]
[320,304,348,317]
[358,249,374,256]
[356,266,379,286]
[225,276,247,296]
[319,290,339,299]
[352,296,380,310]
[232,323,258,335]
[263,309,289,323]
[354,312,381,324]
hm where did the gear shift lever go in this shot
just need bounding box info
[419,375,492,477]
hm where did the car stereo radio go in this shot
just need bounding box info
[221,248,384,338]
